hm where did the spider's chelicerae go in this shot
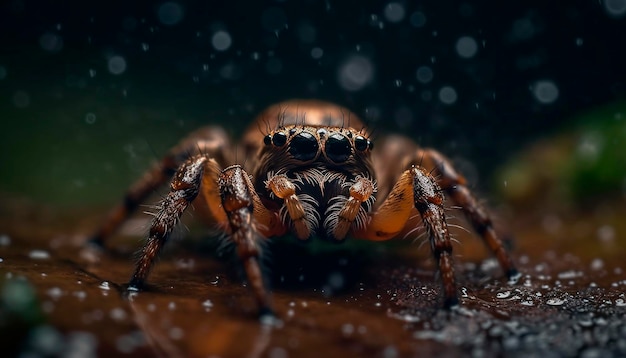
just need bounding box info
[90,99,518,317]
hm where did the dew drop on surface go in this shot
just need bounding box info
[47,287,63,300]
[496,291,511,299]
[546,298,566,306]
[438,86,458,105]
[107,56,127,75]
[383,2,406,23]
[337,55,374,91]
[597,225,615,243]
[110,307,127,321]
[603,0,626,17]
[157,2,184,26]
[211,30,232,51]
[169,327,184,340]
[531,80,559,104]
[29,250,50,260]
[98,281,110,290]
[455,36,478,58]
[202,299,213,311]
[0,234,11,246]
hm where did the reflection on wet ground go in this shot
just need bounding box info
[1,187,625,357]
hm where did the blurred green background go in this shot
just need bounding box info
[0,0,624,208]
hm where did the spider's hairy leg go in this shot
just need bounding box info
[265,174,310,240]
[412,166,458,307]
[89,126,233,248]
[220,165,274,316]
[128,155,213,290]
[416,149,519,280]
[353,167,459,307]
[333,176,375,239]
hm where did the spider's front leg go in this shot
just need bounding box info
[128,155,213,290]
[219,165,274,316]
[415,149,519,281]
[353,167,459,307]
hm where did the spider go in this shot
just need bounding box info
[89,99,518,317]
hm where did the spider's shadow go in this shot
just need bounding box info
[186,234,405,295]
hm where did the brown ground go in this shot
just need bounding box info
[1,184,625,358]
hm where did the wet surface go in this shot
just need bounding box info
[1,179,625,358]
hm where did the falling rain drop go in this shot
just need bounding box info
[157,2,184,25]
[455,36,478,58]
[531,80,559,104]
[211,31,232,51]
[337,55,374,91]
[383,2,406,23]
[438,86,458,105]
[107,56,127,75]
[603,0,626,18]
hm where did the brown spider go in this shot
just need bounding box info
[89,99,518,317]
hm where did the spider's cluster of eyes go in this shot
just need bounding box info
[263,126,373,163]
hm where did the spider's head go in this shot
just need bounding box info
[261,125,373,168]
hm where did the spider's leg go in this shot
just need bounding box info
[353,167,458,307]
[265,174,310,240]
[333,176,375,240]
[415,149,519,280]
[89,126,232,247]
[128,155,213,289]
[220,165,274,316]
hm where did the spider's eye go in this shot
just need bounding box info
[272,132,287,147]
[289,132,318,161]
[263,134,272,146]
[354,135,369,152]
[325,133,351,162]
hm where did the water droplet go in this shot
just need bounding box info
[409,11,426,27]
[438,86,458,105]
[496,291,511,299]
[211,30,232,51]
[157,2,184,26]
[107,56,127,75]
[384,2,406,23]
[415,66,433,84]
[12,90,30,108]
[39,32,63,52]
[0,234,11,246]
[85,112,96,124]
[202,299,213,311]
[169,327,184,340]
[604,0,626,18]
[110,308,127,321]
[311,47,323,59]
[29,250,50,260]
[546,298,566,306]
[337,55,374,91]
[455,36,478,58]
[531,80,559,104]
[98,281,110,290]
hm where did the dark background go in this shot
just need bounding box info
[0,0,624,205]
